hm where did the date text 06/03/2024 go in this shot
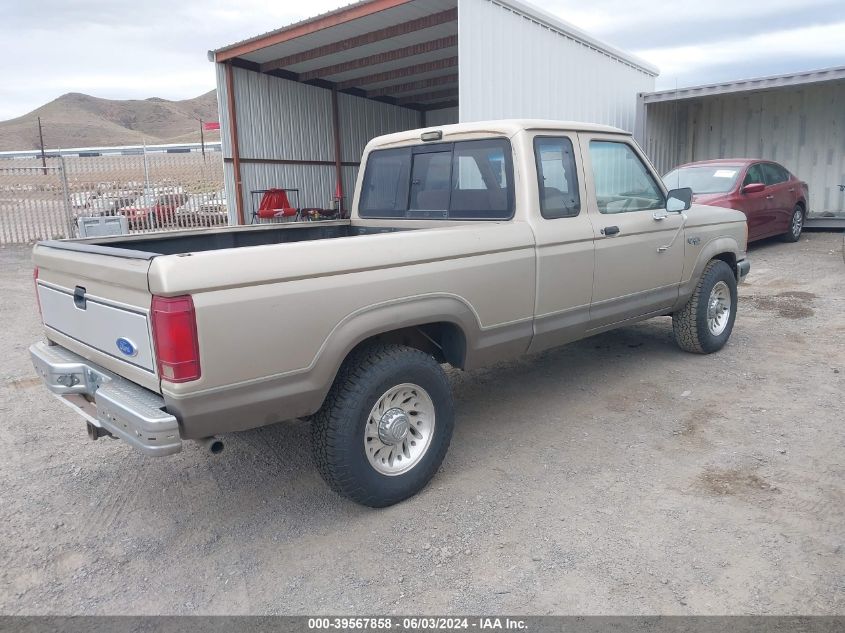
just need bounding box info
[307,617,528,630]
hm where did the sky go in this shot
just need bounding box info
[0,0,843,121]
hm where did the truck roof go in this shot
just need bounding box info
[367,119,628,150]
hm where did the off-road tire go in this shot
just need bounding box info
[780,204,804,242]
[311,344,454,507]
[672,260,737,354]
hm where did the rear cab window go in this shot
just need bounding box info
[359,138,514,220]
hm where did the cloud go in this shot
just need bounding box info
[637,21,845,87]
[0,0,327,120]
[0,0,840,120]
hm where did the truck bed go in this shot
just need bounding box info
[39,221,408,257]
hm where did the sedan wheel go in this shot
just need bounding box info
[781,205,804,242]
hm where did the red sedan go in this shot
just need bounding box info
[663,159,808,243]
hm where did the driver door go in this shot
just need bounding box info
[580,134,685,328]
[740,163,775,240]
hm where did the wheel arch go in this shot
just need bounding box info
[309,295,481,414]
[676,237,741,308]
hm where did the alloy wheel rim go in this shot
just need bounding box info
[364,383,435,476]
[707,281,731,336]
[792,209,803,238]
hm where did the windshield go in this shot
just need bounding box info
[663,165,742,194]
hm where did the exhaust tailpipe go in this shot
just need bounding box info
[86,422,113,441]
[197,436,224,454]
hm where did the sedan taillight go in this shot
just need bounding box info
[151,295,201,382]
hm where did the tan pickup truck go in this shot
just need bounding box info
[30,120,749,506]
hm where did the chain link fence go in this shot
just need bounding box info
[0,150,226,245]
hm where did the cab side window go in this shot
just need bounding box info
[588,141,664,214]
[743,164,765,187]
[534,136,580,218]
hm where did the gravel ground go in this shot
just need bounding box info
[0,232,843,615]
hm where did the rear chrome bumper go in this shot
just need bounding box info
[737,259,751,283]
[29,341,181,456]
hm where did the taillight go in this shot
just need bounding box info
[34,267,42,320]
[151,295,201,382]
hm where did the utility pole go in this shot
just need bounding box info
[199,118,205,160]
[37,116,47,175]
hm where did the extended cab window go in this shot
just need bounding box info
[534,136,580,218]
[588,141,664,214]
[359,138,514,220]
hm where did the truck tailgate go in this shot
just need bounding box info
[33,241,160,393]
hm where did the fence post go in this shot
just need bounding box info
[58,156,75,238]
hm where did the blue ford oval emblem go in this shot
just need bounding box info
[116,337,138,357]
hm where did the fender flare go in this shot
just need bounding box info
[677,236,740,307]
[303,294,484,410]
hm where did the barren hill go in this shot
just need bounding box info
[0,91,221,151]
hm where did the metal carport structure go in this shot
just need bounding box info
[210,0,657,224]
[635,66,845,219]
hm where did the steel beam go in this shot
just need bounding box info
[331,86,345,216]
[260,9,457,72]
[397,88,459,105]
[299,36,457,82]
[215,0,413,62]
[336,56,458,90]
[367,73,458,98]
[224,62,245,225]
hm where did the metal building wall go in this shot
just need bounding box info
[216,64,421,222]
[457,0,655,132]
[643,81,845,215]
[425,107,459,127]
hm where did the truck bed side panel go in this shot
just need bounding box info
[158,223,537,436]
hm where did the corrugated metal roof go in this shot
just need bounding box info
[210,0,658,76]
[210,0,377,58]
[641,65,845,103]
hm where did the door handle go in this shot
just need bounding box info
[766,195,774,200]
[788,188,795,192]
[601,225,620,236]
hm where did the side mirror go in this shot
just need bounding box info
[742,182,765,194]
[665,187,692,212]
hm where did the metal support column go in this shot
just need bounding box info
[331,86,345,217]
[225,62,246,225]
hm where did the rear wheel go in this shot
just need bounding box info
[672,260,738,354]
[311,344,454,507]
[781,205,804,242]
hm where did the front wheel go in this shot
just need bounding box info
[311,344,454,507]
[672,259,738,354]
[781,205,804,242]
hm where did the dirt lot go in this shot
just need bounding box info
[0,232,843,615]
